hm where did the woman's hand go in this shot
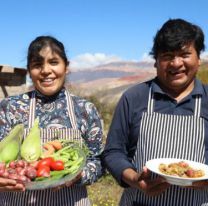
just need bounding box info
[0,177,25,192]
[122,166,170,196]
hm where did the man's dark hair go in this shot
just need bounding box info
[150,18,205,59]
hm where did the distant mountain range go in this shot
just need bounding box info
[67,61,156,103]
[67,59,208,103]
[68,61,155,82]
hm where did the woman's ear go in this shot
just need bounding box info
[27,70,32,79]
[66,61,70,74]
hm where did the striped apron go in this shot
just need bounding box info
[120,87,208,206]
[0,90,91,206]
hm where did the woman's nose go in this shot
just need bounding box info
[41,64,51,73]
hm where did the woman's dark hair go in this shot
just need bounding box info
[27,36,68,69]
[150,18,205,59]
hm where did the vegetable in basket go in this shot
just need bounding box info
[0,124,24,163]
[20,118,41,162]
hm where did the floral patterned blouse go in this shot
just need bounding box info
[0,88,103,185]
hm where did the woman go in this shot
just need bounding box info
[0,36,103,205]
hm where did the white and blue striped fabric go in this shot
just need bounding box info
[120,87,208,206]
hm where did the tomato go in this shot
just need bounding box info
[50,160,64,171]
[37,157,55,169]
[185,169,195,177]
[37,165,50,177]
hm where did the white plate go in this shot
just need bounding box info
[146,158,208,186]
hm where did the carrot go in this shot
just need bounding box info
[47,140,62,150]
[43,143,55,157]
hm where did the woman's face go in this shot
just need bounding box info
[29,47,69,96]
[155,43,201,96]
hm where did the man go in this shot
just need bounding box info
[103,18,208,205]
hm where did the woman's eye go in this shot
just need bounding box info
[31,63,41,68]
[50,61,58,65]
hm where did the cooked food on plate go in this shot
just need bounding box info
[159,161,204,178]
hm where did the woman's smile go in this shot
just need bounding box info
[29,47,69,96]
[40,78,55,86]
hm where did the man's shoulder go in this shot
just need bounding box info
[202,84,208,91]
[123,79,152,98]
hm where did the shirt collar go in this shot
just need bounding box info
[34,87,66,102]
[151,78,203,96]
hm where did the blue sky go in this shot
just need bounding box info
[0,0,207,69]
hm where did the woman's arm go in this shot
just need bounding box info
[0,99,13,140]
[79,102,104,185]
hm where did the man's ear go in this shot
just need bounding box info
[198,58,201,67]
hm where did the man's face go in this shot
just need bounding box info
[155,43,201,95]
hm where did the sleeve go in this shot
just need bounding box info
[0,99,13,140]
[102,93,136,187]
[78,102,104,185]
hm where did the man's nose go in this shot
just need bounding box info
[170,56,183,67]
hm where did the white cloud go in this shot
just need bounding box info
[201,51,208,60]
[140,52,154,62]
[70,53,122,69]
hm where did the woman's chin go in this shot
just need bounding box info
[38,87,62,96]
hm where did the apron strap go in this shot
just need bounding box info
[65,90,78,129]
[147,87,201,117]
[28,90,78,129]
[147,87,154,114]
[28,92,36,128]
[194,95,201,118]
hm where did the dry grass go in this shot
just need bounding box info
[87,174,123,206]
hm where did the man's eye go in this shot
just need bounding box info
[182,53,190,58]
[160,54,173,61]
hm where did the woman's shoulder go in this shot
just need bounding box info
[0,91,32,107]
[69,92,91,103]
[68,91,97,111]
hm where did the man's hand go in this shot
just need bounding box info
[122,166,170,196]
[188,180,208,190]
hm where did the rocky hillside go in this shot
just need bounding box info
[67,59,208,103]
[67,61,156,103]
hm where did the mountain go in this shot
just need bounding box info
[68,61,154,82]
[67,61,156,103]
[67,59,208,103]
